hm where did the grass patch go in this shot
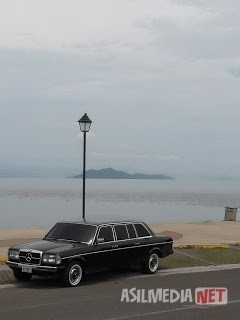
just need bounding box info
[188,247,240,265]
[161,252,204,269]
[161,247,240,269]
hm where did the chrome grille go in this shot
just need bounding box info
[19,250,42,265]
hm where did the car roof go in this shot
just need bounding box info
[58,220,144,226]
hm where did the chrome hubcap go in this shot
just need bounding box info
[69,264,82,286]
[149,253,159,272]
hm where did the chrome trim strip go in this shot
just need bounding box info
[94,224,111,244]
[61,240,173,260]
[112,225,117,241]
[94,235,153,245]
[113,224,129,241]
[6,261,57,270]
[91,226,99,245]
[133,222,151,237]
[95,225,115,244]
[93,222,153,244]
[125,225,130,239]
[132,223,138,238]
[126,223,138,239]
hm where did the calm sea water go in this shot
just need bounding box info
[0,178,240,228]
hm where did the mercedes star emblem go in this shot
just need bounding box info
[26,253,32,262]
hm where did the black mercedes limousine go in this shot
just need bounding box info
[6,220,173,287]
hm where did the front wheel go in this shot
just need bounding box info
[13,269,32,282]
[62,261,83,287]
[143,252,159,274]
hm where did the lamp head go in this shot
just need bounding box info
[78,113,92,132]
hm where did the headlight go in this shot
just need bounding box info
[8,250,19,260]
[42,254,61,265]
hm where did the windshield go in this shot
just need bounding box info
[45,223,97,244]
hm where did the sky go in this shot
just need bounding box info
[0,0,240,178]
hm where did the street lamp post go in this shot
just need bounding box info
[78,113,92,221]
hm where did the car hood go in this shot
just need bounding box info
[11,240,88,254]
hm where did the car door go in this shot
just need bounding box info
[130,222,152,265]
[112,224,134,267]
[84,225,116,271]
[113,222,152,266]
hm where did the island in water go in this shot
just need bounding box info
[71,168,174,180]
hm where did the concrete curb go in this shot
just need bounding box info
[176,244,230,249]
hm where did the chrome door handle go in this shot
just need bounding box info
[135,243,141,245]
[112,245,118,248]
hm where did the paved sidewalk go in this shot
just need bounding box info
[150,221,240,245]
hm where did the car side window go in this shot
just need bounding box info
[134,223,151,237]
[126,224,137,239]
[114,224,129,240]
[97,226,114,242]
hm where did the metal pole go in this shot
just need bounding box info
[82,131,86,221]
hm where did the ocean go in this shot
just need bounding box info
[0,178,240,228]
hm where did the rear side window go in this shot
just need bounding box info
[126,224,137,239]
[98,226,114,242]
[114,224,129,240]
[134,223,151,237]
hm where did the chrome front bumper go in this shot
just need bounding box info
[6,261,59,273]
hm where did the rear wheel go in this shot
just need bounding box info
[62,261,83,287]
[13,269,32,281]
[143,252,159,274]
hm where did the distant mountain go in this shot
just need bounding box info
[71,168,174,180]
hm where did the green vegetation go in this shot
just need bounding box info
[161,247,240,269]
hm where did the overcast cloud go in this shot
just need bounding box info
[0,0,240,178]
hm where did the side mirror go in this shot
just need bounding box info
[97,238,105,244]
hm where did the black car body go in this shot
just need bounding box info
[6,220,173,286]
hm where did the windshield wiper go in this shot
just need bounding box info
[45,237,88,244]
[55,238,87,243]
[57,238,79,243]
[45,237,57,241]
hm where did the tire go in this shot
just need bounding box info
[143,251,159,274]
[13,269,32,282]
[61,261,83,287]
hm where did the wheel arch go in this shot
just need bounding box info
[66,256,86,271]
[149,247,162,258]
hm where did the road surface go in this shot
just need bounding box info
[0,267,240,320]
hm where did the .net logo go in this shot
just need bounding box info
[195,287,228,305]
